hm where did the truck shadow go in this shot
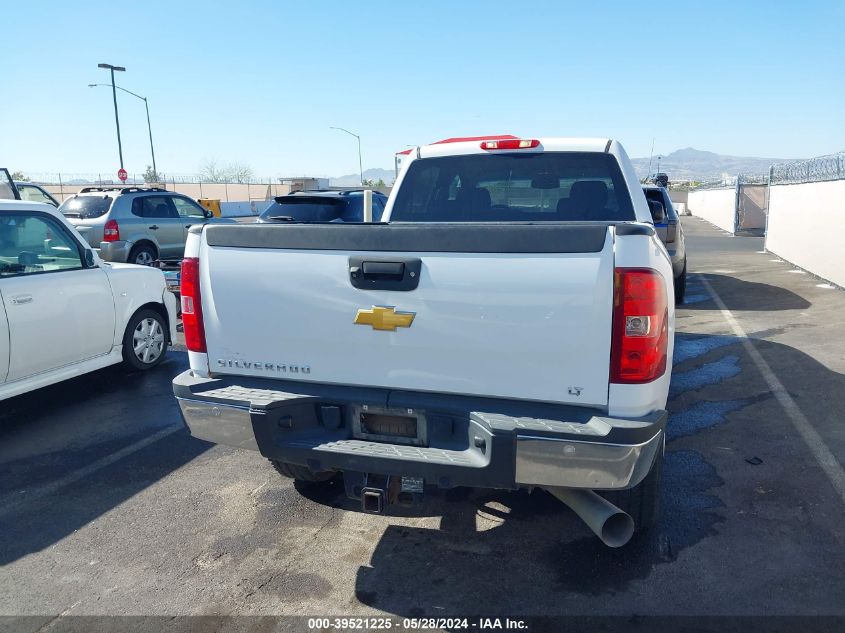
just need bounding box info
[343,334,844,615]
[682,274,810,311]
[351,449,722,615]
[0,352,209,566]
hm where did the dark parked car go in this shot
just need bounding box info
[653,172,669,187]
[643,184,686,303]
[258,190,389,223]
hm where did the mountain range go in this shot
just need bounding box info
[329,168,396,187]
[331,148,801,185]
[628,147,796,181]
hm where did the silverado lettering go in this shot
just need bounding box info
[216,359,310,373]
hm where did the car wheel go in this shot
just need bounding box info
[674,261,687,305]
[269,459,335,483]
[122,308,168,370]
[129,244,157,266]
[599,442,663,531]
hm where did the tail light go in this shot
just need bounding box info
[103,219,120,242]
[480,139,540,150]
[180,257,206,353]
[665,221,678,243]
[610,268,668,384]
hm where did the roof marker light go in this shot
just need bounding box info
[480,139,540,150]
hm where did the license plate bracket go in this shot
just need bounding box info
[351,405,427,446]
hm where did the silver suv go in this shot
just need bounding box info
[59,187,218,265]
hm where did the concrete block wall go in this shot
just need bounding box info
[687,188,737,233]
[765,180,845,287]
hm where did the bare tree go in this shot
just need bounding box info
[199,159,254,183]
[199,158,227,183]
[229,162,254,184]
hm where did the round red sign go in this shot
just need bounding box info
[117,168,128,182]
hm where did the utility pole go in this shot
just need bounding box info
[97,63,126,169]
[330,126,363,186]
[89,82,156,179]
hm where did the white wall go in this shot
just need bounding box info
[766,180,845,287]
[687,188,737,233]
[220,201,273,217]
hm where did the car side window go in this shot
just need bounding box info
[19,185,55,205]
[131,196,178,219]
[373,195,386,221]
[0,213,83,277]
[171,196,206,219]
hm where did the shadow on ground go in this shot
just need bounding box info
[340,335,843,615]
[681,274,810,311]
[0,353,210,566]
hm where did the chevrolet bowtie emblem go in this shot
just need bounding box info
[354,306,415,331]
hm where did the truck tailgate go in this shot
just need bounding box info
[199,223,616,408]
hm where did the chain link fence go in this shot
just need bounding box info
[770,152,845,185]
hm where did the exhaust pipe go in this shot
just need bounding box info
[547,487,634,548]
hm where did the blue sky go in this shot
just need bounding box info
[2,0,843,179]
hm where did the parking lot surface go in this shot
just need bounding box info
[1,217,844,620]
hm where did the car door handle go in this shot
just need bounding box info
[11,294,33,305]
[148,225,159,230]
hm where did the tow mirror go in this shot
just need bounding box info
[648,199,666,224]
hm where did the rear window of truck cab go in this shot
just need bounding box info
[390,152,635,222]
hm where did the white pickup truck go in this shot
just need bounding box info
[173,137,674,547]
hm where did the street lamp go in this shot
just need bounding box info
[89,83,157,179]
[657,155,663,173]
[97,63,126,170]
[330,126,363,186]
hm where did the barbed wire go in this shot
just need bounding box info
[17,172,303,185]
[770,152,845,185]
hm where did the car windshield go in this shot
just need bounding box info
[59,195,113,219]
[260,196,346,222]
[390,152,635,222]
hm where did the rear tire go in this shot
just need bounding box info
[674,261,687,305]
[599,444,663,531]
[269,460,334,483]
[122,308,168,371]
[129,243,157,266]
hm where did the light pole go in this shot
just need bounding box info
[330,126,363,186]
[656,155,663,174]
[97,63,126,170]
[89,83,157,179]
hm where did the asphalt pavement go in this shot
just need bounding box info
[1,217,844,623]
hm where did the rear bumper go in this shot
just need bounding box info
[97,240,131,263]
[173,371,666,491]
